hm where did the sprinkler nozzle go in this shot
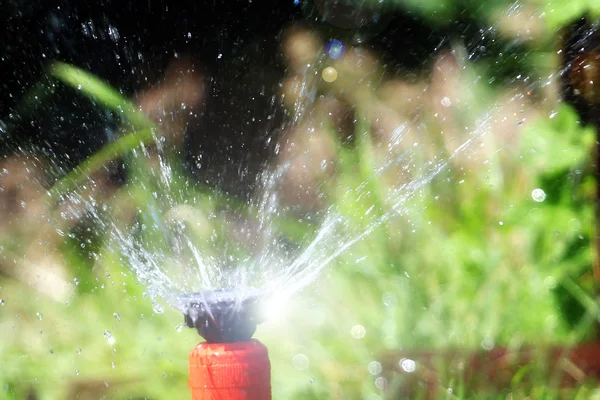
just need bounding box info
[179,289,264,343]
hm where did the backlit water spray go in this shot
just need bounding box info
[47,39,507,398]
[76,105,487,328]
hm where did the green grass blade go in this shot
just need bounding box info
[48,128,155,200]
[48,61,152,129]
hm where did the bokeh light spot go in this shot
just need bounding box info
[326,39,345,60]
[322,66,338,83]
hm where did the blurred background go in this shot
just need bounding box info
[1,0,600,398]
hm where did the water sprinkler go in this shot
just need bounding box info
[181,289,264,343]
[180,289,271,400]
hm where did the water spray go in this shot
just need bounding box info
[180,290,271,400]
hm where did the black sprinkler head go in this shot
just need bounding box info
[180,289,265,343]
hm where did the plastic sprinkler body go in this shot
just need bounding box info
[180,290,271,400]
[189,340,271,400]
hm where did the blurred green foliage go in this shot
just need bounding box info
[262,98,596,399]
[385,0,600,31]
[1,4,600,399]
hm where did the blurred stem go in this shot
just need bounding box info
[562,276,600,342]
[48,61,153,130]
[354,107,385,214]
[48,128,154,200]
[354,111,376,183]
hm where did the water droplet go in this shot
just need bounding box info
[111,361,116,368]
[395,359,415,375]
[374,376,388,390]
[350,324,366,339]
[152,303,164,314]
[36,312,43,320]
[292,354,309,370]
[73,278,80,286]
[108,26,120,42]
[531,188,546,202]
[176,323,185,333]
[0,299,4,306]
[104,331,115,345]
[76,348,82,355]
[326,39,345,60]
[368,361,382,375]
[481,337,494,350]
[440,97,451,107]
[382,292,396,307]
[113,313,121,321]
[75,369,80,376]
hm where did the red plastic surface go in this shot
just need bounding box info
[189,339,271,400]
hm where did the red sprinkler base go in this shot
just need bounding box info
[189,339,271,400]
